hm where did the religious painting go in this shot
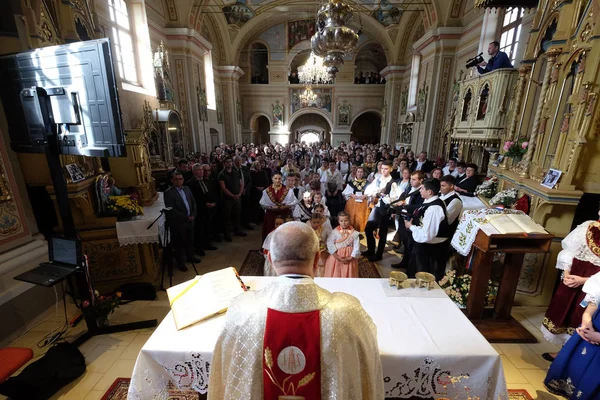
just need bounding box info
[338,101,351,126]
[272,100,284,126]
[290,88,332,115]
[371,0,402,27]
[0,163,11,202]
[288,19,316,49]
[541,168,562,189]
[417,85,428,122]
[217,96,224,124]
[66,164,85,183]
[197,84,208,122]
[476,84,489,121]
[222,1,254,27]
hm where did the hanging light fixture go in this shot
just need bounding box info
[311,0,359,79]
[298,52,329,85]
[299,85,318,103]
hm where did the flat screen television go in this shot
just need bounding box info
[0,38,126,157]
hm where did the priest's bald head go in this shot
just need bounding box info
[268,222,320,277]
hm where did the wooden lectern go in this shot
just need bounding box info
[466,229,554,343]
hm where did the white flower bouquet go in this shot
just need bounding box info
[475,176,498,198]
[438,270,497,309]
[489,188,519,207]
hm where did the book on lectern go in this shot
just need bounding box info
[167,267,248,330]
[484,214,548,235]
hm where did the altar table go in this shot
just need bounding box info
[128,278,508,399]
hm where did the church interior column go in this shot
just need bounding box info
[218,66,245,144]
[380,66,405,145]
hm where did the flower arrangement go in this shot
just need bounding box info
[475,176,498,198]
[503,139,529,159]
[82,290,122,318]
[489,188,519,207]
[438,270,497,309]
[108,195,143,218]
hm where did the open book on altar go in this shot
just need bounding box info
[167,267,248,330]
[484,214,548,235]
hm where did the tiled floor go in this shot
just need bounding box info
[2,227,561,399]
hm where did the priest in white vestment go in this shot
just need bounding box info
[208,222,384,400]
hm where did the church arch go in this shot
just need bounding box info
[289,113,332,143]
[288,108,333,131]
[351,112,382,144]
[250,112,272,143]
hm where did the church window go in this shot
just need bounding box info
[109,0,139,84]
[204,51,216,110]
[408,54,421,107]
[499,7,523,65]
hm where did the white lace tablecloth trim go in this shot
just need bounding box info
[451,209,525,256]
[116,193,169,246]
[117,235,160,246]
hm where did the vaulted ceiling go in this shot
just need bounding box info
[160,0,467,65]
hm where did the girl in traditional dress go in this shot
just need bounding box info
[342,166,369,232]
[324,212,361,278]
[541,214,600,361]
[262,215,286,276]
[308,213,328,277]
[259,173,297,241]
[367,161,383,183]
[544,272,600,399]
[293,191,313,222]
[312,203,332,238]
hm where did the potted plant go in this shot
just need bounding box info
[503,139,529,163]
[489,188,519,208]
[475,176,498,198]
[82,290,122,327]
[107,195,144,221]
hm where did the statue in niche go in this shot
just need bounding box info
[272,100,284,126]
[338,100,351,126]
[217,96,223,124]
[477,84,489,120]
[416,85,428,122]
[462,89,472,121]
[400,86,408,114]
[197,84,208,121]
[153,41,175,103]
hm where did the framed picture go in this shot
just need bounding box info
[66,163,85,183]
[492,155,504,167]
[541,168,562,189]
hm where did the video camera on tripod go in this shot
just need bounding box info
[465,53,484,69]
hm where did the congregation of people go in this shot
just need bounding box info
[162,140,483,282]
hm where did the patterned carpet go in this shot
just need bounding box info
[238,250,382,278]
[104,378,533,400]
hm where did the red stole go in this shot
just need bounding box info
[263,308,321,400]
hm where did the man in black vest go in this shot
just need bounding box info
[404,178,450,280]
[439,175,463,237]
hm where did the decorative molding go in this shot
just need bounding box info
[432,57,453,156]
[174,59,189,132]
[450,0,463,18]
[166,0,178,21]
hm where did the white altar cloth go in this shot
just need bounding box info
[128,277,508,399]
[116,193,167,246]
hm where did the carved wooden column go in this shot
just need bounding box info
[506,65,531,141]
[521,49,561,177]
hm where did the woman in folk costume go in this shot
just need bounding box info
[293,190,314,222]
[544,272,600,399]
[259,173,298,241]
[541,212,600,361]
[342,166,369,232]
[262,215,286,277]
[324,212,361,278]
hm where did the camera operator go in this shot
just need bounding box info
[475,41,513,75]
[404,178,451,280]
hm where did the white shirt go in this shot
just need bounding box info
[259,187,298,209]
[364,174,392,200]
[409,196,447,244]
[442,166,460,178]
[337,161,351,176]
[415,160,426,171]
[440,190,463,225]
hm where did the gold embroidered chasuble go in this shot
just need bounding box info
[207,276,384,399]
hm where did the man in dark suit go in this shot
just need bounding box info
[390,171,425,269]
[164,172,200,271]
[476,41,513,75]
[455,163,479,197]
[413,152,435,174]
[234,156,254,231]
[187,164,218,256]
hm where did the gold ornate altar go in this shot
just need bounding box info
[451,68,519,173]
[472,0,600,306]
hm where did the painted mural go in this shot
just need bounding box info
[291,88,332,114]
[371,0,403,27]
[223,0,255,27]
[288,19,316,49]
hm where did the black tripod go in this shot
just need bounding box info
[147,210,198,290]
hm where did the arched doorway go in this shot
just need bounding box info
[251,115,270,144]
[351,112,381,144]
[209,128,219,149]
[298,131,321,144]
[290,113,331,143]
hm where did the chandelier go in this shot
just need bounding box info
[299,85,318,103]
[311,0,359,79]
[298,52,329,85]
